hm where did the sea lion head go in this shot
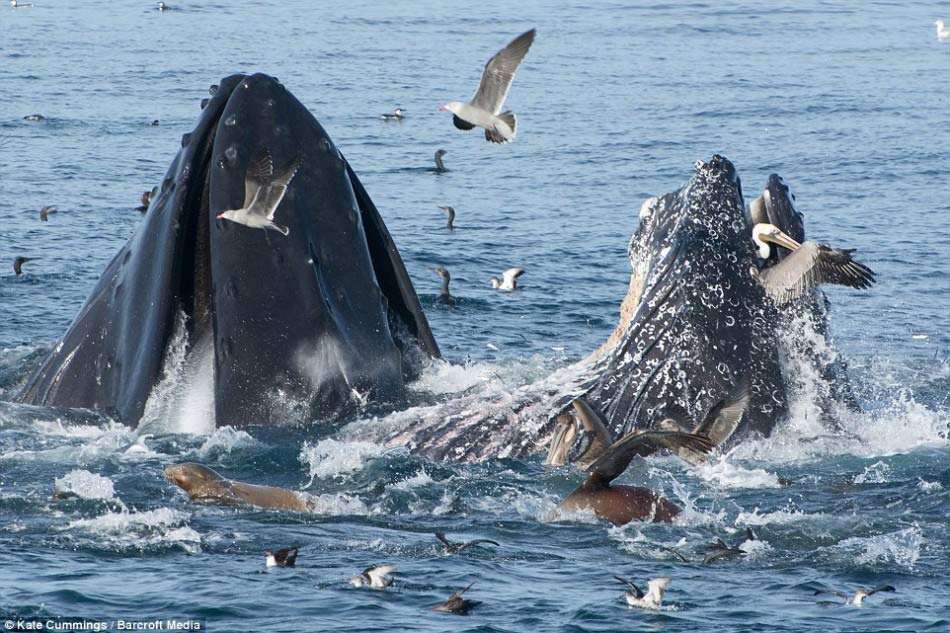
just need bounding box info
[163,463,227,499]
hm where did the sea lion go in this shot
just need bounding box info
[559,429,713,524]
[163,463,310,512]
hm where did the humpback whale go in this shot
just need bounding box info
[15,74,439,427]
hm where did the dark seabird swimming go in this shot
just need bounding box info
[434,149,448,172]
[434,267,455,305]
[440,29,536,143]
[264,546,299,568]
[751,223,875,304]
[439,206,455,230]
[380,108,404,121]
[435,531,500,554]
[614,576,671,609]
[431,582,481,614]
[150,119,160,126]
[39,206,57,222]
[490,267,525,290]
[23,114,44,121]
[13,256,36,276]
[814,585,896,606]
[135,190,152,213]
[703,528,756,564]
[349,564,396,588]
[215,148,301,236]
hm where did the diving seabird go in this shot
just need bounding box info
[264,546,299,568]
[657,380,751,465]
[751,223,875,304]
[490,267,525,291]
[216,149,300,236]
[432,582,481,615]
[135,190,152,213]
[349,564,396,588]
[440,28,536,144]
[23,114,44,121]
[814,585,895,606]
[434,149,448,172]
[39,206,57,222]
[435,531,500,554]
[380,108,404,121]
[614,576,671,609]
[703,528,756,564]
[936,20,950,39]
[434,267,455,305]
[13,256,36,275]
[439,206,455,230]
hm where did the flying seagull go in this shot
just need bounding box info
[440,28,536,143]
[215,149,300,236]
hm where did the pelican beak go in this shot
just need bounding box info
[545,414,577,466]
[763,227,801,251]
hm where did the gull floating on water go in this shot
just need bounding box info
[936,20,950,39]
[380,108,404,121]
[814,585,895,606]
[490,267,525,290]
[216,149,300,236]
[39,206,57,222]
[157,1,171,10]
[265,546,299,568]
[615,576,671,609]
[11,1,33,8]
[440,29,536,144]
[23,114,45,121]
[349,564,396,588]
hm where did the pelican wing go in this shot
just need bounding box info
[571,397,614,466]
[759,242,875,303]
[470,29,536,114]
[693,379,751,447]
[587,430,714,483]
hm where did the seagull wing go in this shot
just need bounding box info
[502,267,526,286]
[814,589,850,601]
[251,156,301,220]
[758,242,875,303]
[243,148,274,207]
[614,576,644,599]
[457,539,500,551]
[366,564,397,585]
[470,29,536,114]
[587,430,714,483]
[867,585,896,596]
[435,531,452,547]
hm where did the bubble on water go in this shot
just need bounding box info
[225,146,238,161]
[224,114,237,126]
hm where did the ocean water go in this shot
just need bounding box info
[1,1,949,631]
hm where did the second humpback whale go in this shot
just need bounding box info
[15,74,440,427]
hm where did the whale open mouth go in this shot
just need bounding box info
[18,74,439,427]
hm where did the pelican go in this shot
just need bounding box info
[490,267,525,290]
[657,380,750,465]
[545,399,612,469]
[751,223,875,303]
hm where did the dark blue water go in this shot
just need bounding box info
[2,1,949,631]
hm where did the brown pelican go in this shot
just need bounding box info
[439,29,535,143]
[751,223,875,303]
[657,381,750,465]
[490,267,525,290]
[814,585,895,606]
[614,576,671,609]
[546,400,612,469]
[432,582,480,614]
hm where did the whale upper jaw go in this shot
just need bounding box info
[17,73,439,427]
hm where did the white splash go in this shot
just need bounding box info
[299,438,388,485]
[735,507,830,526]
[54,470,117,500]
[65,507,201,553]
[833,526,922,570]
[695,458,784,489]
[191,426,260,458]
[853,461,891,484]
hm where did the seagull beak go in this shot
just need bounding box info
[215,213,225,220]
[439,105,448,112]
[763,228,801,251]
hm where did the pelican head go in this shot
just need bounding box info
[751,223,801,259]
[545,413,577,466]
